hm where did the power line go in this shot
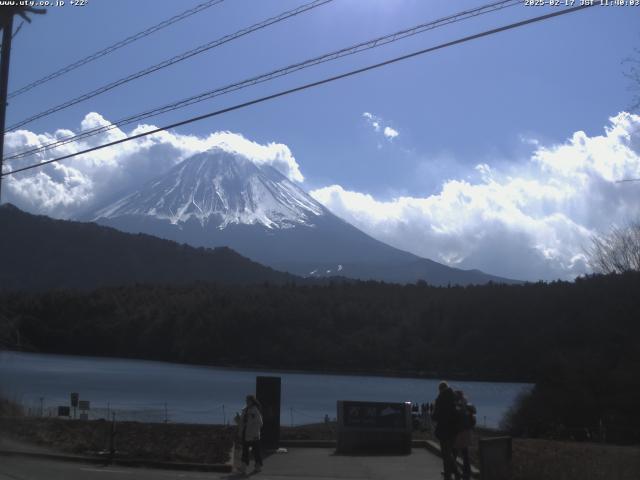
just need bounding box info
[7,0,334,131]
[1,3,596,179]
[8,0,226,99]
[6,0,518,161]
[4,0,520,163]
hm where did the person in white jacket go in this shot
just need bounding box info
[236,394,264,474]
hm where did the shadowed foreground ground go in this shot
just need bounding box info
[1,418,639,479]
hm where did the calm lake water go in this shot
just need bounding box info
[0,351,530,428]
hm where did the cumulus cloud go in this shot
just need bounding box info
[362,112,380,132]
[362,112,399,141]
[312,113,640,281]
[3,113,304,218]
[6,110,640,282]
[383,126,399,139]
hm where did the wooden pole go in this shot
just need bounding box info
[0,14,14,204]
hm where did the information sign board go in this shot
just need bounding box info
[337,400,412,454]
[342,401,407,429]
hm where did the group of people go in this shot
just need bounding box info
[235,382,476,478]
[414,401,435,416]
[431,381,477,480]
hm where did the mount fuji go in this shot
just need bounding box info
[86,149,516,285]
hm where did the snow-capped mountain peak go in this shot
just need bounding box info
[87,148,518,286]
[92,149,325,229]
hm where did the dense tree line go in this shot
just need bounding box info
[1,272,639,441]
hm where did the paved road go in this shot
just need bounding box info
[0,448,443,480]
[264,447,442,479]
[0,456,216,480]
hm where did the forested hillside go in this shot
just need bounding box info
[1,273,637,381]
[0,204,298,290]
[2,273,639,441]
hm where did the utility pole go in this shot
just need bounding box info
[0,7,46,203]
[0,14,14,204]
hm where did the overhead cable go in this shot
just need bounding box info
[5,0,519,162]
[7,0,334,131]
[8,0,226,99]
[1,3,597,178]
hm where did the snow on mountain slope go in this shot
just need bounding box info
[87,148,520,285]
[92,148,324,229]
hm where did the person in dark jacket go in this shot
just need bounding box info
[453,390,476,480]
[432,381,459,480]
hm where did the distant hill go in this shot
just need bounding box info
[0,204,298,291]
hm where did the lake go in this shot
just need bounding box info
[0,351,530,428]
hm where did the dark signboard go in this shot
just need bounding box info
[342,401,408,430]
[58,406,70,417]
[70,392,79,407]
[256,376,281,449]
[79,400,90,410]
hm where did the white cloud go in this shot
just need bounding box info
[3,113,304,218]
[362,112,380,132]
[312,112,640,281]
[383,127,399,139]
[362,112,399,140]
[6,111,640,282]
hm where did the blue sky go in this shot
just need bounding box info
[3,0,640,280]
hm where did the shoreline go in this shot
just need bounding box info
[0,348,534,385]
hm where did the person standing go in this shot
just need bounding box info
[236,394,264,474]
[432,381,459,480]
[453,390,476,480]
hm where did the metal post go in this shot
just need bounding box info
[164,402,168,423]
[0,14,14,203]
[222,404,226,425]
[109,412,116,459]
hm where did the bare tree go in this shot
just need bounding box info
[587,220,640,274]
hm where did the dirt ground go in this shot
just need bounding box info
[0,418,336,464]
[421,426,640,480]
[510,438,640,480]
[0,417,235,464]
[1,417,639,478]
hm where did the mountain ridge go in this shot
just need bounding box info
[0,203,300,291]
[87,149,519,285]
